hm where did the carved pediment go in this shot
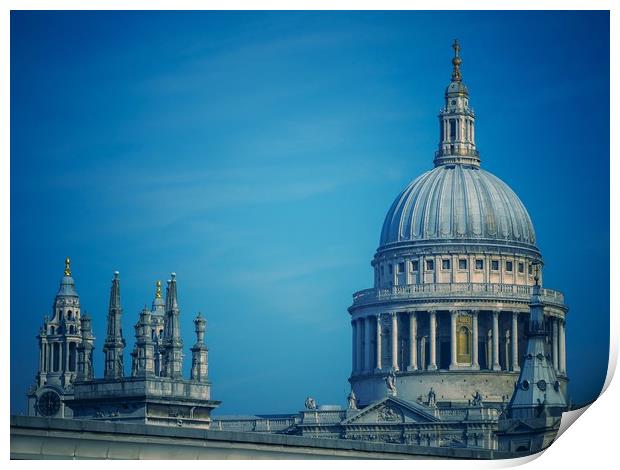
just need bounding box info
[501,418,551,434]
[342,397,439,425]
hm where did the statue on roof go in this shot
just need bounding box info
[304,396,317,410]
[385,371,397,396]
[347,389,358,410]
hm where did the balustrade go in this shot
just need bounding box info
[352,283,564,307]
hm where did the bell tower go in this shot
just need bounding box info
[28,257,83,417]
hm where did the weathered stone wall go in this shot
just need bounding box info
[11,415,518,460]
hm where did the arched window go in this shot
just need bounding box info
[69,343,77,372]
[53,343,60,372]
[67,310,72,320]
[457,326,472,364]
[50,326,55,335]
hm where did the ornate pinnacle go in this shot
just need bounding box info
[64,256,71,276]
[155,280,162,299]
[534,264,541,286]
[451,39,462,82]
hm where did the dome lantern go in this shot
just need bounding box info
[434,39,480,168]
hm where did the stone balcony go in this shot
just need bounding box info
[351,283,565,309]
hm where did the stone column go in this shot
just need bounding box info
[486,331,492,370]
[492,311,501,371]
[356,318,363,374]
[559,319,566,375]
[351,320,357,374]
[391,313,399,371]
[504,330,511,371]
[429,310,437,370]
[449,310,458,369]
[472,310,479,369]
[512,311,520,372]
[552,318,559,371]
[407,311,418,371]
[364,316,372,372]
[375,315,382,371]
[420,336,427,370]
[38,342,44,374]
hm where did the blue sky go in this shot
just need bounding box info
[11,11,609,414]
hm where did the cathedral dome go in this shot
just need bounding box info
[379,164,538,251]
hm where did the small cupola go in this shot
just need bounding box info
[434,40,480,168]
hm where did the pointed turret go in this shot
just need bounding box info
[498,267,568,453]
[131,307,155,377]
[103,271,126,379]
[434,39,480,167]
[190,313,209,382]
[150,280,166,376]
[506,267,567,419]
[162,273,183,379]
[76,314,95,381]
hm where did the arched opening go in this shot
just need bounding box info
[53,343,60,372]
[69,342,77,371]
[457,326,472,364]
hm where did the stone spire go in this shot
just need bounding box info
[103,271,126,379]
[434,39,480,168]
[131,307,155,377]
[150,280,166,376]
[76,314,95,381]
[191,313,209,382]
[162,273,183,379]
[506,267,567,419]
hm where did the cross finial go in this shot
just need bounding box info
[452,39,460,58]
[156,280,162,298]
[451,39,463,82]
[64,256,71,276]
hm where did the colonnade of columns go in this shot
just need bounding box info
[351,310,567,376]
[39,340,79,374]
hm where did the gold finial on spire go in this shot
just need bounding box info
[155,280,162,298]
[451,39,462,82]
[64,256,71,276]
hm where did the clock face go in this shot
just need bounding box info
[37,390,61,417]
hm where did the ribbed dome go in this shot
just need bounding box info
[379,165,537,249]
